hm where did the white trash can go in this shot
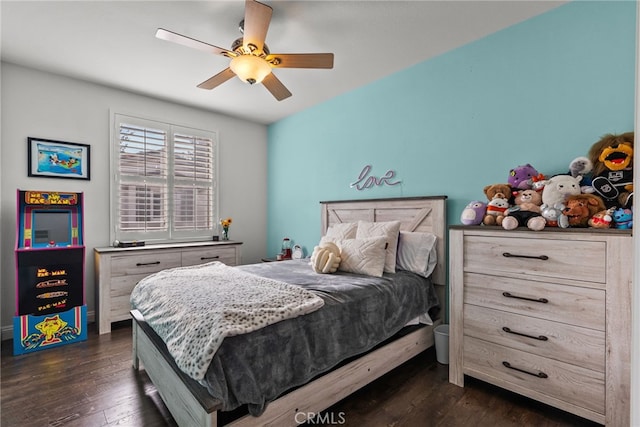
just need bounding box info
[433,324,449,364]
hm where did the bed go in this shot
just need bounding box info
[131,195,447,427]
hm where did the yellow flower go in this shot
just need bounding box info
[220,217,232,228]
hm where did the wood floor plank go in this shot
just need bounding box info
[1,322,602,427]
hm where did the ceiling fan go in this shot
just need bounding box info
[156,0,334,101]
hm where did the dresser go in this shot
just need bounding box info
[449,226,632,426]
[94,241,242,334]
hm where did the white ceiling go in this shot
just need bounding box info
[1,1,565,125]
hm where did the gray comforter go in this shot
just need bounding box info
[200,259,440,416]
[130,262,325,381]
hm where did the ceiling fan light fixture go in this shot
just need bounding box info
[230,55,272,84]
[157,0,333,99]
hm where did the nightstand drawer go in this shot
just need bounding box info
[463,235,606,283]
[181,246,237,266]
[464,304,605,372]
[464,336,604,415]
[464,272,605,330]
[110,252,180,277]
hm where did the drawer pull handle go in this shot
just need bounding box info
[201,255,220,260]
[502,361,548,379]
[502,327,548,341]
[502,252,549,261]
[136,261,161,267]
[502,292,549,304]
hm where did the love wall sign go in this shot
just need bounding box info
[350,165,402,191]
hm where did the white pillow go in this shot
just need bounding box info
[320,222,359,246]
[396,231,438,278]
[337,237,387,277]
[325,222,358,240]
[356,220,401,273]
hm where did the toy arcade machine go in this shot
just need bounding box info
[14,190,87,355]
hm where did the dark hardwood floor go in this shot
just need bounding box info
[1,321,600,427]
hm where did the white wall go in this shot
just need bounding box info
[0,62,268,335]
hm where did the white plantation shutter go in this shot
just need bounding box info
[117,121,169,234]
[112,114,217,242]
[173,130,215,231]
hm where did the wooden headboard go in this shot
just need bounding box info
[320,196,447,288]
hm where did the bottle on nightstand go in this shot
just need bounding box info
[281,237,292,259]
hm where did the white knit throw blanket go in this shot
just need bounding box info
[130,261,324,380]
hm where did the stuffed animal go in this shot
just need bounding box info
[541,174,583,208]
[589,132,634,208]
[568,156,594,193]
[460,201,487,225]
[508,164,539,190]
[568,156,594,194]
[540,203,569,228]
[482,183,511,226]
[502,189,546,231]
[310,241,341,273]
[530,173,547,192]
[483,183,512,201]
[483,197,510,226]
[569,156,593,179]
[562,194,606,227]
[613,208,633,229]
[588,207,615,229]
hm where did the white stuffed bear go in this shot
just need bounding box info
[541,174,582,208]
[540,203,569,228]
[310,241,341,274]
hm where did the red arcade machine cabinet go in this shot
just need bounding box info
[14,190,87,355]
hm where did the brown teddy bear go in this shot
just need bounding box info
[563,194,606,227]
[502,189,546,231]
[589,132,633,208]
[484,183,512,200]
[482,183,511,226]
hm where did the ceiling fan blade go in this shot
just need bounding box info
[266,53,334,69]
[197,68,236,90]
[262,73,292,101]
[243,0,272,53]
[156,28,235,57]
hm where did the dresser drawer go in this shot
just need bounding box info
[110,294,135,323]
[110,252,180,277]
[181,246,237,266]
[463,235,606,283]
[108,274,150,322]
[110,273,149,297]
[464,273,605,330]
[464,336,604,415]
[464,304,605,372]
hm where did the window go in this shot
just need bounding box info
[111,113,217,243]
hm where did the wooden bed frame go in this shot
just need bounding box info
[131,195,447,427]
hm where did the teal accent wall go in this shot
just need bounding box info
[267,1,636,258]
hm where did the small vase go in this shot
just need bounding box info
[222,228,229,241]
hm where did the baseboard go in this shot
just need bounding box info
[2,310,96,341]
